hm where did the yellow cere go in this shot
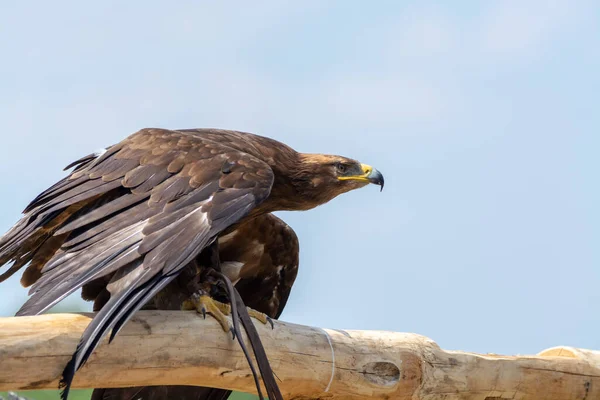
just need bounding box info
[338,163,373,182]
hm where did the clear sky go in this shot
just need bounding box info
[0,1,598,357]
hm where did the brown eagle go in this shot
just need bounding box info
[0,128,384,399]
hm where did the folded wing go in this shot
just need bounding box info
[0,128,274,396]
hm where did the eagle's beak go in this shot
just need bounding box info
[338,164,385,191]
[362,164,384,191]
[367,166,384,191]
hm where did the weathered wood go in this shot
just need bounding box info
[0,311,598,399]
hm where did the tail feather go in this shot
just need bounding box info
[60,266,175,400]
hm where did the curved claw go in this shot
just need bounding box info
[246,307,272,327]
[182,293,232,334]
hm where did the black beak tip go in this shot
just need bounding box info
[369,170,384,191]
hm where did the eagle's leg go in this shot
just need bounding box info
[199,240,275,327]
[181,290,273,329]
[181,292,232,333]
[179,240,237,336]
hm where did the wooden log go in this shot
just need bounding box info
[0,311,598,399]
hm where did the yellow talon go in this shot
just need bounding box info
[247,307,271,326]
[182,294,232,333]
[181,293,274,332]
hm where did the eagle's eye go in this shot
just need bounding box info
[336,163,347,174]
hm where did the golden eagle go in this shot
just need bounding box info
[0,128,384,399]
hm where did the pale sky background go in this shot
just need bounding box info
[0,1,598,357]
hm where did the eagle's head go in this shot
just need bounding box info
[269,153,384,211]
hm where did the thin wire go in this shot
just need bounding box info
[319,328,335,393]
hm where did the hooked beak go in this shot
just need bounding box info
[338,164,385,191]
[367,166,384,191]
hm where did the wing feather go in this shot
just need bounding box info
[56,192,150,235]
[0,128,275,399]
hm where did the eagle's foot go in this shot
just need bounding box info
[182,293,233,335]
[247,307,274,329]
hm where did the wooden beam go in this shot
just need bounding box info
[0,311,598,399]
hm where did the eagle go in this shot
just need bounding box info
[0,128,384,399]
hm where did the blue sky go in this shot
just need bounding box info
[0,1,598,356]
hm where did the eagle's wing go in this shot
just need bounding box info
[88,213,299,400]
[0,127,274,382]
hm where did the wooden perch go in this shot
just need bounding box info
[0,311,598,399]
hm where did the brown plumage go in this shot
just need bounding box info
[90,213,298,400]
[0,128,384,399]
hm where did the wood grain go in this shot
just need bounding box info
[0,311,598,399]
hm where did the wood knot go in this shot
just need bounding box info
[361,361,400,387]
